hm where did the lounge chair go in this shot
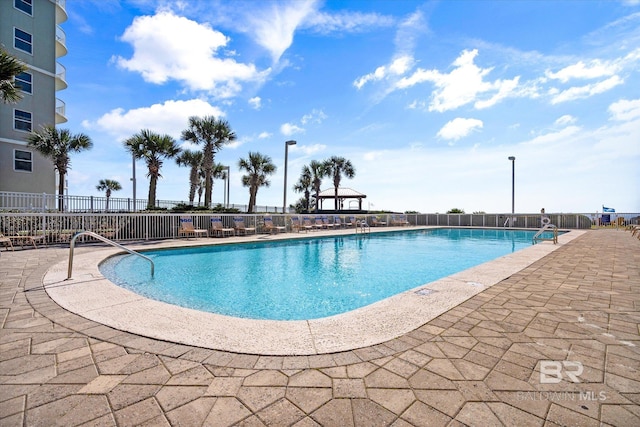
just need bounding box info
[370,216,387,227]
[7,232,45,249]
[210,216,234,237]
[178,215,208,238]
[320,216,335,228]
[345,216,357,227]
[300,216,316,232]
[303,216,322,230]
[290,216,308,233]
[333,215,343,228]
[233,217,257,236]
[1,233,14,251]
[391,214,410,226]
[263,216,286,234]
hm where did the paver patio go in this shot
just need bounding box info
[1,229,639,426]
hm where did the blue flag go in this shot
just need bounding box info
[603,206,615,213]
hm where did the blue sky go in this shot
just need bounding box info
[61,0,640,213]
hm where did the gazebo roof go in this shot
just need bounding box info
[316,187,366,198]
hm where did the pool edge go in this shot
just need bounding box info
[43,227,586,355]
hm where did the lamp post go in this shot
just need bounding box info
[131,153,136,212]
[283,140,297,213]
[508,156,516,227]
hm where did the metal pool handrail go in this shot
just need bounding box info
[67,230,154,280]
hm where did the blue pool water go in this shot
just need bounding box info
[99,228,544,320]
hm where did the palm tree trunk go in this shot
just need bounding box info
[334,186,339,211]
[148,175,157,209]
[248,186,257,213]
[189,168,197,204]
[57,172,65,212]
[203,144,213,208]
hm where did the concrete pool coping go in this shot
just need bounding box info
[43,226,585,355]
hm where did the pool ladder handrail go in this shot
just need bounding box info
[67,230,154,280]
[532,223,558,244]
[355,220,370,234]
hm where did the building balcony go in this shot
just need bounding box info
[54,0,68,24]
[56,62,67,91]
[55,26,67,58]
[55,98,67,124]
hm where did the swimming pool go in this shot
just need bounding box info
[99,228,548,321]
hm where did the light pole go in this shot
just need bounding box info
[131,153,136,212]
[283,140,297,213]
[508,156,516,227]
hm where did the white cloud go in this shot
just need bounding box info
[522,126,582,145]
[247,0,317,63]
[437,118,483,141]
[114,11,269,98]
[82,99,224,142]
[555,115,577,126]
[395,49,520,112]
[301,109,328,124]
[297,143,327,156]
[280,123,305,136]
[248,97,262,109]
[550,75,623,104]
[354,55,414,89]
[545,60,619,82]
[304,9,395,34]
[258,131,272,139]
[609,98,640,121]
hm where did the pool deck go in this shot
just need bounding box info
[1,228,639,426]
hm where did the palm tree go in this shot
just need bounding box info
[293,165,313,213]
[309,160,329,213]
[324,156,355,211]
[96,179,122,212]
[0,48,27,104]
[181,116,236,208]
[175,149,203,205]
[238,152,276,213]
[124,130,181,209]
[27,125,93,211]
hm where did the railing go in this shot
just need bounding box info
[533,223,558,244]
[0,191,282,213]
[3,212,638,249]
[67,231,154,279]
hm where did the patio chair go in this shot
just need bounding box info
[333,215,343,228]
[7,231,45,249]
[1,233,14,251]
[290,216,308,233]
[320,216,335,228]
[345,216,357,227]
[303,216,322,230]
[391,214,410,226]
[263,216,286,234]
[302,216,317,230]
[370,216,387,227]
[178,215,208,238]
[210,216,234,237]
[233,217,257,236]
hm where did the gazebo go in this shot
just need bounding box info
[315,187,367,211]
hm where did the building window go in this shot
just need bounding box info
[14,0,33,15]
[14,28,32,54]
[15,72,32,94]
[14,150,33,172]
[14,109,32,132]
